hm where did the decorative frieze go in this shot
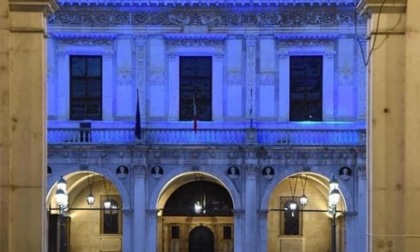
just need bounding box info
[167,38,225,47]
[279,39,335,49]
[49,8,362,27]
[55,0,357,7]
[57,37,114,46]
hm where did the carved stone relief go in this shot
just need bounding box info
[49,8,363,27]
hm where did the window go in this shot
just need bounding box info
[280,197,302,236]
[223,226,232,240]
[101,195,122,234]
[179,56,212,121]
[171,226,180,239]
[289,56,323,121]
[70,56,102,120]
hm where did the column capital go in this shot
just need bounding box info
[133,165,147,178]
[245,164,259,179]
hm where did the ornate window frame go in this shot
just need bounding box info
[165,34,226,123]
[276,35,336,122]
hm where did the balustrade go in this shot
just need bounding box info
[48,127,364,145]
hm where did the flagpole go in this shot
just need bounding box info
[193,92,198,132]
[249,88,254,128]
[135,88,142,140]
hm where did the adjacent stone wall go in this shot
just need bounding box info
[0,1,57,251]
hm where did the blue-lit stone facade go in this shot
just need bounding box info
[46,1,367,251]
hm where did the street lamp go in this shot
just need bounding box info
[55,176,68,252]
[328,176,341,252]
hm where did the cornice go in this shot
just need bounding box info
[48,7,363,27]
[56,0,357,7]
[274,33,339,40]
[52,32,117,39]
[164,33,227,41]
[357,0,407,14]
[10,0,58,14]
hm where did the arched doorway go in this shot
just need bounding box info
[47,172,124,252]
[266,173,347,252]
[156,172,234,252]
[189,226,214,252]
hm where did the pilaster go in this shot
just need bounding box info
[1,1,57,252]
[133,165,147,252]
[357,0,408,251]
[245,35,257,127]
[244,163,258,252]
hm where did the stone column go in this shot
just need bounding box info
[244,164,258,252]
[402,2,420,250]
[258,209,269,252]
[0,1,57,251]
[233,209,244,252]
[357,0,412,251]
[133,165,146,251]
[122,209,133,252]
[146,209,158,252]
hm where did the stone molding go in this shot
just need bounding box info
[48,8,363,27]
[47,146,366,180]
[56,0,357,7]
[10,0,58,14]
[357,0,407,14]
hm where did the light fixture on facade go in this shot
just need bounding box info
[55,176,68,212]
[104,199,112,209]
[57,176,67,191]
[299,194,308,207]
[328,176,341,252]
[103,177,112,209]
[86,175,95,206]
[329,175,339,191]
[299,174,309,208]
[194,201,202,214]
[288,201,298,217]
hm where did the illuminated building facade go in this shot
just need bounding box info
[45,0,367,251]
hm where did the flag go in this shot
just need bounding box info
[193,92,198,132]
[135,89,142,140]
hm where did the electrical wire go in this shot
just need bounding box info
[355,0,387,66]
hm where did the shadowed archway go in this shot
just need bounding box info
[189,226,214,252]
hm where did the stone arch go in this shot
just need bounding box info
[149,166,241,211]
[47,165,131,210]
[260,166,354,213]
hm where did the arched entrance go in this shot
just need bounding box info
[46,171,125,252]
[189,226,214,252]
[156,172,234,252]
[266,172,347,252]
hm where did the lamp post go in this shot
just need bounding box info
[328,176,340,252]
[55,176,68,252]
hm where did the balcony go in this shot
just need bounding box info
[47,126,365,146]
